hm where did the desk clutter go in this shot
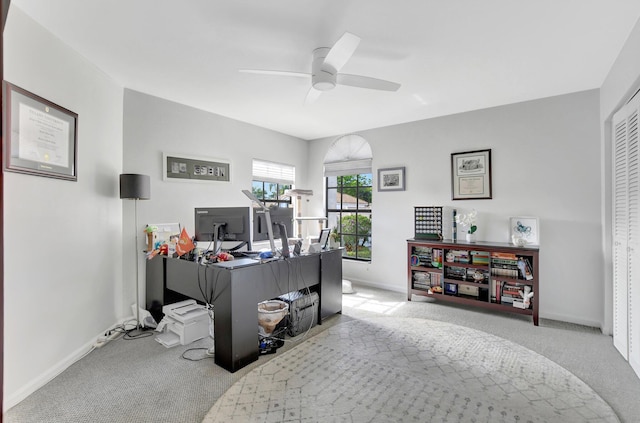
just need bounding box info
[143,220,313,265]
[258,290,318,355]
[153,290,319,355]
[155,300,210,348]
[145,237,343,371]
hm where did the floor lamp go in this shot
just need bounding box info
[120,173,150,331]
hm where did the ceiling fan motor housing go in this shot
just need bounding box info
[312,47,336,91]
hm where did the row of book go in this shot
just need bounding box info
[470,250,490,265]
[489,255,534,280]
[412,248,534,280]
[412,271,442,291]
[448,249,470,263]
[445,250,491,265]
[490,279,533,308]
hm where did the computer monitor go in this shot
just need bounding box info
[194,207,251,251]
[318,228,331,250]
[253,206,293,241]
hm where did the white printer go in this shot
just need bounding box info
[155,300,210,348]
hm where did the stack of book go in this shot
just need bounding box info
[490,252,519,278]
[412,272,431,291]
[449,250,470,263]
[470,250,490,265]
[412,247,432,266]
[500,282,524,305]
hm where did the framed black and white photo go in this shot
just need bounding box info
[451,149,492,200]
[3,82,78,181]
[378,166,405,191]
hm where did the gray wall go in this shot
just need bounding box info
[308,90,603,327]
[121,90,311,319]
[4,8,124,407]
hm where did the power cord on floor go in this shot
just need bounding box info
[181,347,215,361]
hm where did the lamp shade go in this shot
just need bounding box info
[120,174,150,200]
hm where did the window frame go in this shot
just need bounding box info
[250,180,292,208]
[325,173,372,262]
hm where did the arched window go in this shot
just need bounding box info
[324,134,372,261]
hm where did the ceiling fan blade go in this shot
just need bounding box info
[337,73,401,92]
[239,69,310,78]
[304,87,322,105]
[323,32,361,72]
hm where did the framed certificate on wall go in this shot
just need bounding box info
[451,149,492,200]
[3,82,78,181]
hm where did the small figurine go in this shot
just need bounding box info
[519,286,534,308]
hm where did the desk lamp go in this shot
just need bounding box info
[242,189,276,256]
[120,174,150,332]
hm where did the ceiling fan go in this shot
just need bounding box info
[239,32,401,104]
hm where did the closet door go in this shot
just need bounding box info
[613,108,629,360]
[612,93,640,376]
[627,103,639,375]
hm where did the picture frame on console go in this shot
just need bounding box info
[509,216,539,246]
[451,149,492,200]
[3,82,78,181]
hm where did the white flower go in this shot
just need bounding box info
[455,209,478,234]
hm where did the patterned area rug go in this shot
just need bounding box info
[203,317,619,422]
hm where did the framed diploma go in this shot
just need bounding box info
[3,82,78,181]
[451,149,492,200]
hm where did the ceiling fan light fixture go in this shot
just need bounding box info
[312,70,336,91]
[241,32,401,101]
[312,48,336,91]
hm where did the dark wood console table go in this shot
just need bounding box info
[407,239,539,325]
[146,249,343,372]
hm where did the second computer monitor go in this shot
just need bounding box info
[253,206,293,241]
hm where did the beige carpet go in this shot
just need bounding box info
[203,317,618,423]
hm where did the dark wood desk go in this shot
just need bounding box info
[146,249,342,372]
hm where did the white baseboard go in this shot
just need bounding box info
[4,338,94,412]
[3,318,131,412]
[539,311,603,332]
[344,278,405,294]
[345,279,605,332]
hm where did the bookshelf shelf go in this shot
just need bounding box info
[407,239,539,325]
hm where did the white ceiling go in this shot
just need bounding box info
[10,0,640,140]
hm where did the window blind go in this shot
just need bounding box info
[323,134,373,176]
[252,159,295,184]
[324,158,372,177]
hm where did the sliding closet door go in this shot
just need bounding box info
[612,93,640,377]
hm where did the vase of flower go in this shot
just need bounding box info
[329,228,340,249]
[456,209,478,243]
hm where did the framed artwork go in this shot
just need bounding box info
[3,82,78,181]
[451,149,492,200]
[509,216,539,245]
[378,166,406,191]
[163,152,230,182]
